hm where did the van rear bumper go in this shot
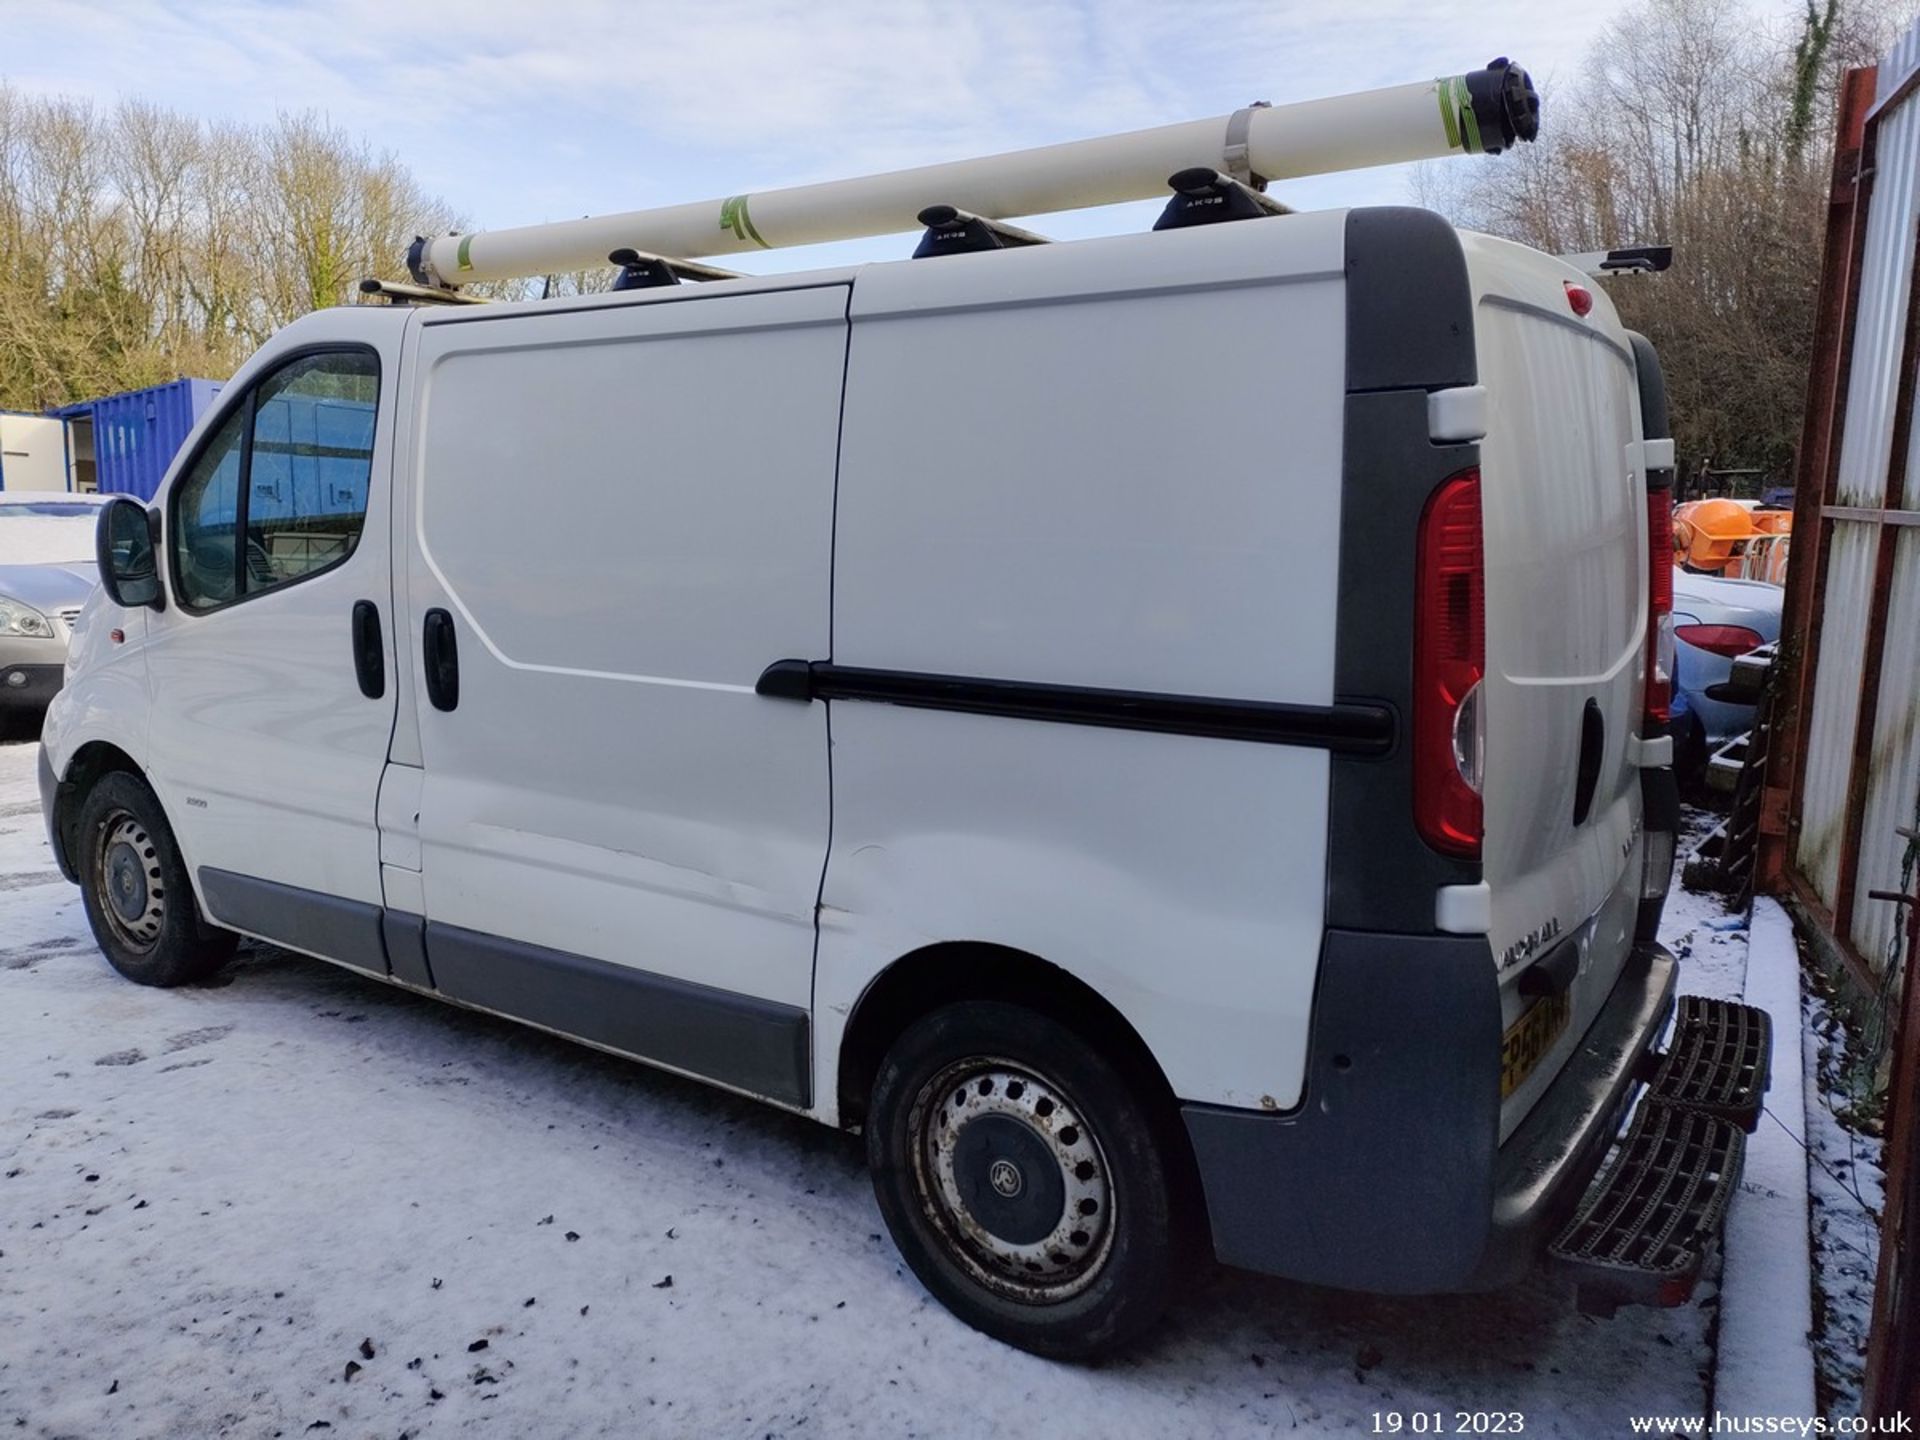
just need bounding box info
[1182,933,1676,1293]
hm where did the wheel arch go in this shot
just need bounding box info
[837,940,1210,1260]
[49,740,146,883]
[836,943,1192,1149]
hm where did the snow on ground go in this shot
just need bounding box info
[1803,981,1888,1416]
[1657,879,1753,1007]
[2,738,1737,1437]
[1711,900,1816,1416]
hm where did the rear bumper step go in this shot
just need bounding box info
[1645,995,1772,1132]
[1550,996,1771,1314]
[1548,1101,1746,1315]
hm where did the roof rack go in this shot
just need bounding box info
[358,277,489,306]
[1559,245,1675,277]
[609,248,747,289]
[912,206,1050,259]
[405,57,1539,290]
[1153,168,1289,231]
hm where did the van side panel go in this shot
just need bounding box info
[817,221,1347,1113]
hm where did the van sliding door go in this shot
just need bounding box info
[395,285,848,1108]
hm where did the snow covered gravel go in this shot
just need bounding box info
[1,738,1734,1437]
[1803,983,1888,1415]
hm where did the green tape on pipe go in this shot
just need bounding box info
[719,195,770,248]
[1437,77,1463,151]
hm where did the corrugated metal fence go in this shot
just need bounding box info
[1769,19,1920,1421]
[1777,21,1920,988]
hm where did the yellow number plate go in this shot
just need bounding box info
[1500,991,1572,1100]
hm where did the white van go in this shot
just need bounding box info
[41,204,1767,1357]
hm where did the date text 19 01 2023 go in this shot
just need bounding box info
[1373,1414,1526,1434]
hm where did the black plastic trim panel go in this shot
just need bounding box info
[37,746,74,882]
[1185,928,1503,1291]
[426,923,812,1108]
[193,869,810,1107]
[1182,935,1676,1293]
[382,909,433,989]
[1344,207,1477,394]
[198,867,387,974]
[755,661,1393,756]
[1627,331,1675,490]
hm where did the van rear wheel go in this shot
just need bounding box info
[76,772,236,987]
[866,1000,1179,1359]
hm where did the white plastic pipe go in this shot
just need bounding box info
[418,64,1536,286]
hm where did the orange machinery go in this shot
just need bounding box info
[1672,498,1792,584]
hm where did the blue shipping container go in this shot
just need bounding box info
[55,377,223,501]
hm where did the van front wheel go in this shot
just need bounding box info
[866,1000,1179,1359]
[76,772,236,987]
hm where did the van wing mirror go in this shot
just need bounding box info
[95,497,165,611]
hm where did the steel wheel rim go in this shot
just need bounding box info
[909,1057,1115,1303]
[95,811,165,953]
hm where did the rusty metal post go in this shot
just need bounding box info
[1865,846,1920,1419]
[1762,65,1878,894]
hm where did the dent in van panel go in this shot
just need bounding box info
[812,705,1330,1113]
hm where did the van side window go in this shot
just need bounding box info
[171,407,247,608]
[171,349,380,611]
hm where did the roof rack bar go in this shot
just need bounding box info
[1153,168,1289,231]
[414,58,1538,286]
[608,247,746,287]
[357,277,489,306]
[912,206,1051,259]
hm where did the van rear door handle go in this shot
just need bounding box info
[351,600,385,700]
[423,608,460,712]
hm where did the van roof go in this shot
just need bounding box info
[328,208,1627,352]
[411,207,1352,329]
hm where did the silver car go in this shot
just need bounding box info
[0,493,110,723]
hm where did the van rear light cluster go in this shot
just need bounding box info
[1645,488,1674,727]
[1413,468,1485,859]
[1674,623,1763,658]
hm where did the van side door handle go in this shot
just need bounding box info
[423,608,460,712]
[351,600,385,700]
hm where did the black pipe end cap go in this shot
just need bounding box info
[1466,57,1541,153]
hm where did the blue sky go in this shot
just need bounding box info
[5,0,1802,275]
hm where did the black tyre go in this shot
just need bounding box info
[867,1000,1181,1359]
[75,771,237,987]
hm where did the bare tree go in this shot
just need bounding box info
[0,87,463,411]
[1418,0,1917,478]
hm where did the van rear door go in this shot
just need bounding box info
[1465,237,1653,1138]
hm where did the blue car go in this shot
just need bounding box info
[1668,569,1783,784]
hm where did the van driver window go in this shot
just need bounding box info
[170,350,379,611]
[246,353,378,592]
[171,408,246,608]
